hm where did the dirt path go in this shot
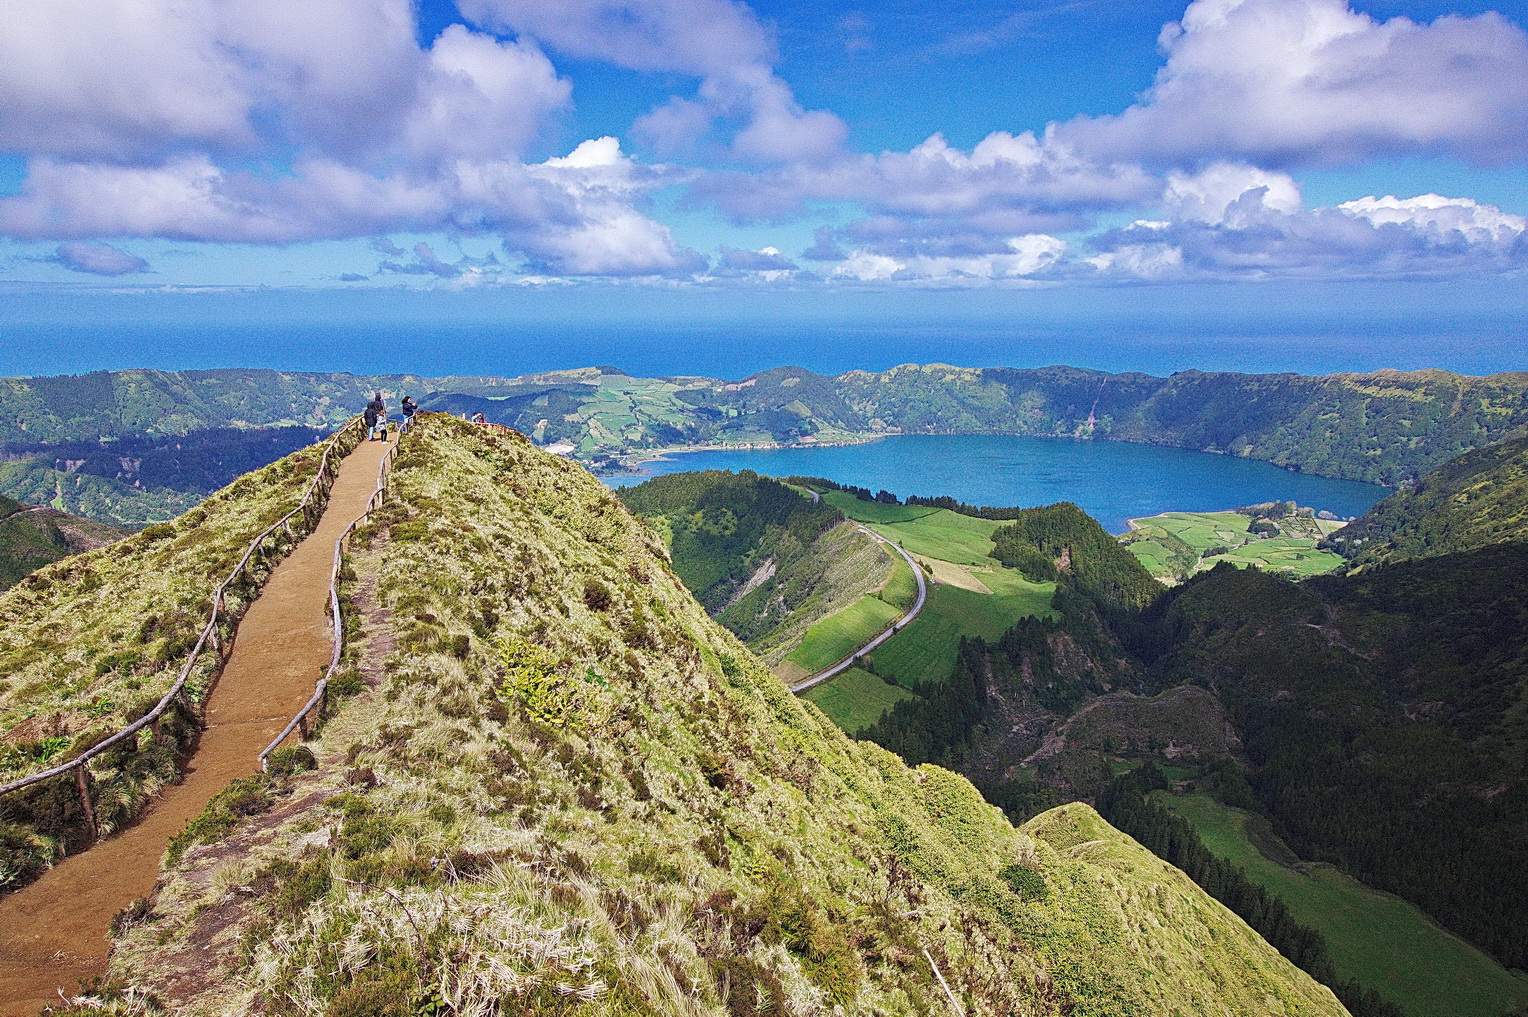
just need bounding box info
[0,437,392,1016]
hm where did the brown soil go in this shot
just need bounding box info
[0,438,392,1016]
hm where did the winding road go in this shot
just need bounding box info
[789,522,928,694]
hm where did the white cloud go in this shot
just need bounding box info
[833,234,1067,284]
[517,138,706,276]
[1085,244,1185,280]
[1337,193,1528,241]
[53,242,149,276]
[695,130,1153,236]
[1059,0,1528,166]
[401,26,571,165]
[1163,163,1303,224]
[459,0,846,163]
[1090,188,1527,280]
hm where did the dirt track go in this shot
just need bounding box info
[0,437,391,1016]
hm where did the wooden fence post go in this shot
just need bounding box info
[75,765,98,841]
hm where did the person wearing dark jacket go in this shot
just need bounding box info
[365,392,386,440]
[400,395,418,433]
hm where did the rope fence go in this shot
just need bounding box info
[0,418,366,838]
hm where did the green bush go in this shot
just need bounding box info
[265,745,317,777]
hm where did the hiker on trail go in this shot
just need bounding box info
[471,412,486,426]
[400,395,418,433]
[365,392,387,441]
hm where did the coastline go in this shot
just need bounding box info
[604,432,888,475]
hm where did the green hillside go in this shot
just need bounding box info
[0,495,126,590]
[1324,434,1528,569]
[0,431,361,869]
[617,470,893,664]
[7,364,1528,502]
[44,419,1346,1016]
[1138,548,1528,975]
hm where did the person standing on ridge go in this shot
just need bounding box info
[400,394,418,434]
[365,391,386,441]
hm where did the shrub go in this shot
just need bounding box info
[165,775,272,864]
[265,745,317,777]
[998,863,1051,902]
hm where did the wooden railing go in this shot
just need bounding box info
[258,431,400,770]
[0,419,365,837]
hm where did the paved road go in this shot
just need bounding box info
[790,523,928,693]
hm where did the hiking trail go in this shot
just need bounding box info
[0,437,392,1016]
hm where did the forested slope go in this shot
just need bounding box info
[1135,552,1528,973]
[1324,434,1528,569]
[63,420,1346,1016]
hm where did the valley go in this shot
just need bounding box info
[622,428,1528,1017]
[2,363,1526,1016]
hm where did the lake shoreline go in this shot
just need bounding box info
[598,433,1389,534]
[598,430,1397,491]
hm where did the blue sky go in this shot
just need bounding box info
[1,0,1526,370]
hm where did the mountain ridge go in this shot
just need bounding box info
[0,417,1348,1016]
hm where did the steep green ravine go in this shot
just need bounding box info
[84,419,1346,1017]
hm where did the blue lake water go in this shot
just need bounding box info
[603,434,1389,534]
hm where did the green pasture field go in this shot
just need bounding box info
[1204,538,1347,577]
[1157,791,1528,1017]
[802,666,918,734]
[783,553,916,673]
[870,578,1055,687]
[820,490,938,524]
[823,491,1008,566]
[784,594,902,672]
[1124,510,1346,581]
[877,554,919,611]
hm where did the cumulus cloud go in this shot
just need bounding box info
[53,241,149,276]
[378,242,500,278]
[1059,0,1528,166]
[832,234,1068,284]
[698,131,1153,222]
[458,0,847,163]
[718,246,797,272]
[512,138,707,276]
[0,1,705,278]
[1088,187,1527,280]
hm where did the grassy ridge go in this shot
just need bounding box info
[94,417,1347,1017]
[1158,792,1527,1017]
[0,429,356,875]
